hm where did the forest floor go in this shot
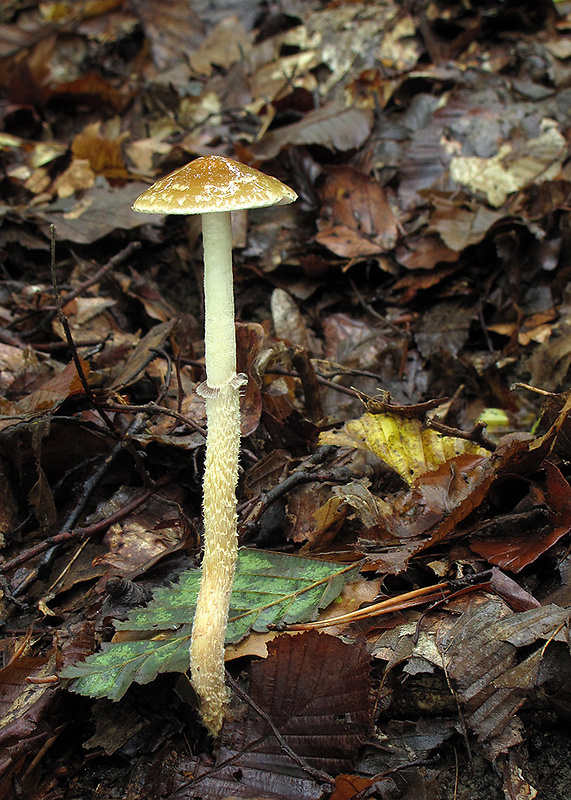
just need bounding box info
[1,1,571,798]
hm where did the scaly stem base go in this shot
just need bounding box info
[190,380,241,735]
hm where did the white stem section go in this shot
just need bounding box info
[201,211,236,388]
[190,384,241,735]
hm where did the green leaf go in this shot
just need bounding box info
[59,549,360,701]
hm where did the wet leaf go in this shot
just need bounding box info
[470,462,571,572]
[0,359,88,433]
[236,322,264,437]
[427,192,504,251]
[184,632,373,798]
[223,631,373,772]
[414,301,476,358]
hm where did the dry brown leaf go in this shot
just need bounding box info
[130,0,204,73]
[53,158,96,199]
[71,121,129,179]
[249,105,374,161]
[189,16,252,76]
[427,192,504,251]
[42,180,163,244]
[95,489,188,578]
[316,166,399,259]
[449,120,566,207]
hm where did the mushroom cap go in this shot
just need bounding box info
[133,155,297,215]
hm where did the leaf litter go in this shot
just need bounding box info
[1,0,571,798]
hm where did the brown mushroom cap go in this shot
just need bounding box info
[133,155,297,215]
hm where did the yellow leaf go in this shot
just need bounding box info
[320,411,487,485]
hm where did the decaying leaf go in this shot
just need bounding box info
[439,600,571,757]
[0,359,88,433]
[0,650,59,794]
[315,166,399,259]
[373,596,571,760]
[186,632,373,798]
[320,406,488,485]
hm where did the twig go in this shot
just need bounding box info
[269,366,361,399]
[49,225,116,435]
[105,402,206,437]
[238,448,345,540]
[181,357,363,400]
[511,382,555,397]
[9,412,154,596]
[2,472,173,575]
[2,240,140,345]
[60,242,141,308]
[424,418,496,452]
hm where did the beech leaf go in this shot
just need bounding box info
[184,632,373,798]
[320,409,487,485]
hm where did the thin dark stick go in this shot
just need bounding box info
[181,358,362,399]
[152,348,173,405]
[10,414,156,596]
[105,402,206,436]
[175,332,186,416]
[239,466,349,540]
[3,472,173,575]
[424,418,496,452]
[62,241,141,308]
[49,225,116,434]
[272,367,361,399]
[4,241,140,345]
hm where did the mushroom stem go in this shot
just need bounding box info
[190,381,241,735]
[190,209,245,735]
[201,211,236,388]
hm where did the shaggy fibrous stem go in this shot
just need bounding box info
[190,382,242,733]
[190,211,245,735]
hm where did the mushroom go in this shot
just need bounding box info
[133,156,297,734]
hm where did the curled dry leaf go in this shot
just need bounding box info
[249,105,374,161]
[316,166,399,259]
